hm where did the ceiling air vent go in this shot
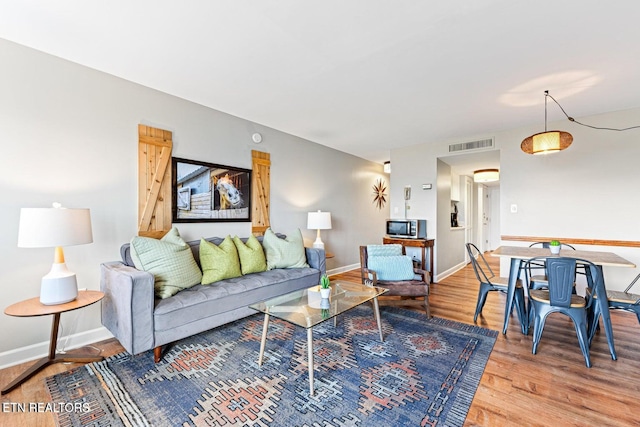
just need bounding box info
[448,138,494,153]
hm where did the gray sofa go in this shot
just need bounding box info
[100,235,326,362]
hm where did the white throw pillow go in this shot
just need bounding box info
[262,228,309,270]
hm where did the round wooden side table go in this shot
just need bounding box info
[1,290,105,395]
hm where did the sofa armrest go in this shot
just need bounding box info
[100,261,155,355]
[305,247,327,276]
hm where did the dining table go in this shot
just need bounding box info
[491,245,636,360]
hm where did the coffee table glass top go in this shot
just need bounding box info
[249,281,387,329]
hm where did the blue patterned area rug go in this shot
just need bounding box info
[46,306,497,426]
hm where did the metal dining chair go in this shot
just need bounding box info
[466,243,527,329]
[589,272,640,344]
[526,242,580,289]
[530,242,576,251]
[525,256,597,367]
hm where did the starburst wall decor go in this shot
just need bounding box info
[372,178,387,210]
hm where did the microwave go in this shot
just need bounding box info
[386,219,427,239]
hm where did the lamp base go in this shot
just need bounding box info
[312,237,325,250]
[40,262,78,305]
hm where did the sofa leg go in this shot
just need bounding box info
[154,346,162,363]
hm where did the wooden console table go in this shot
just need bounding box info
[382,237,435,283]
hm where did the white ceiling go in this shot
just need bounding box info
[2,1,639,172]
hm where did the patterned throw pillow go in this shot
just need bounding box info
[233,235,267,275]
[129,227,203,299]
[262,228,309,270]
[367,255,415,281]
[367,244,403,257]
[200,236,242,285]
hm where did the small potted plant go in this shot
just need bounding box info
[319,274,331,299]
[549,240,561,255]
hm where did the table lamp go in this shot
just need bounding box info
[307,210,332,250]
[18,203,93,305]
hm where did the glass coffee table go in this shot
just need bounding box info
[249,280,387,396]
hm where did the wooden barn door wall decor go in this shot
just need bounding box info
[251,150,271,236]
[138,124,173,238]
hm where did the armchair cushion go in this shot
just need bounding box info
[367,255,415,281]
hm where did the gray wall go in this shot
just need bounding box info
[436,160,466,275]
[0,38,388,361]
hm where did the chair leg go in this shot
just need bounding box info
[570,310,592,368]
[598,303,617,361]
[531,305,548,355]
[423,295,431,318]
[588,304,601,346]
[514,287,528,333]
[474,284,491,322]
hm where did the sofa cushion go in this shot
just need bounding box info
[367,255,415,281]
[129,227,202,299]
[233,235,267,275]
[262,228,309,270]
[153,267,320,333]
[200,236,242,285]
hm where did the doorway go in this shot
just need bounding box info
[438,149,500,254]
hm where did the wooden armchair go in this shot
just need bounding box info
[359,245,430,317]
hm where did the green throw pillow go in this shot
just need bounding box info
[129,227,203,299]
[200,236,242,284]
[233,235,267,275]
[262,228,309,270]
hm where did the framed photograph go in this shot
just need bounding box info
[172,157,252,222]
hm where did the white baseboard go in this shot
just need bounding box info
[435,261,467,283]
[0,326,114,370]
[327,263,359,276]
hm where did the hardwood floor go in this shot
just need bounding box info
[2,254,639,426]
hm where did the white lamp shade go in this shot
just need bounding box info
[18,207,93,248]
[307,210,332,230]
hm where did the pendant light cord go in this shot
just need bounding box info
[544,91,548,132]
[546,91,640,131]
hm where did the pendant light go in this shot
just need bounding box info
[521,91,573,155]
[473,169,499,183]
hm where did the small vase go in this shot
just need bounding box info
[550,246,560,255]
[320,288,331,299]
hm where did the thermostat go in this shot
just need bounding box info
[252,133,263,143]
